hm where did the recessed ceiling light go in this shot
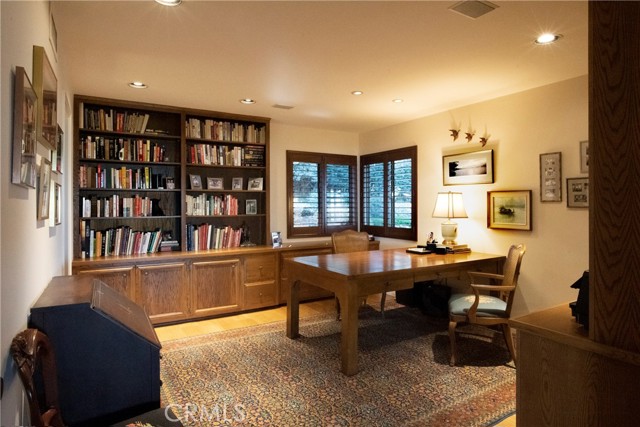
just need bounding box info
[128,81,147,89]
[240,98,256,105]
[351,90,364,96]
[535,33,562,45]
[155,0,182,6]
[392,99,404,103]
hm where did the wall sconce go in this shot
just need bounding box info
[432,191,468,245]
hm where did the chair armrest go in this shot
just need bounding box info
[468,271,504,282]
[470,284,516,293]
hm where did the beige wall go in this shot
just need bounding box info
[358,76,589,317]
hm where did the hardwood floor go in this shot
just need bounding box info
[154,295,516,427]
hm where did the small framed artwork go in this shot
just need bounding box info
[12,66,38,188]
[443,149,494,185]
[246,199,257,215]
[33,45,58,151]
[232,177,244,190]
[540,152,562,202]
[165,177,175,189]
[38,158,52,220]
[580,140,589,174]
[248,177,264,191]
[189,174,202,190]
[271,231,282,248]
[207,177,224,190]
[487,190,532,231]
[52,183,61,226]
[567,177,589,208]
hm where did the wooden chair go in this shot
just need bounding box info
[331,230,386,319]
[447,244,526,366]
[10,329,65,427]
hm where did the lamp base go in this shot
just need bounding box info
[441,221,458,246]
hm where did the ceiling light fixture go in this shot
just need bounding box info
[351,90,364,96]
[535,33,562,45]
[392,99,404,103]
[128,81,147,89]
[240,98,256,105]
[155,0,182,6]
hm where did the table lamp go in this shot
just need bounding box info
[432,191,468,245]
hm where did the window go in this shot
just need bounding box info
[361,146,417,240]
[287,151,357,238]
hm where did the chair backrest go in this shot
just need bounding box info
[501,244,526,315]
[331,230,370,254]
[10,329,65,427]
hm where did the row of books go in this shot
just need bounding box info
[186,194,238,216]
[80,105,151,134]
[188,144,264,167]
[81,195,159,218]
[79,165,167,190]
[445,243,471,253]
[185,118,266,144]
[186,223,243,251]
[80,136,172,163]
[80,221,163,258]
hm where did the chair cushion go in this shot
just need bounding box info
[448,293,507,317]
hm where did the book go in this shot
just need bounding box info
[406,247,431,254]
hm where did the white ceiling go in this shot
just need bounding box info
[53,1,588,133]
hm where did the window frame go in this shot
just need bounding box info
[286,150,357,238]
[360,146,417,241]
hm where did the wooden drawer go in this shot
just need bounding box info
[245,253,276,283]
[244,282,277,309]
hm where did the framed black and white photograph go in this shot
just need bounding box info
[38,158,52,220]
[246,199,257,215]
[232,177,243,190]
[271,231,282,248]
[487,190,532,230]
[189,174,202,190]
[540,152,562,202]
[580,140,589,174]
[207,177,223,190]
[248,177,264,191]
[12,66,38,188]
[443,149,494,185]
[567,177,589,208]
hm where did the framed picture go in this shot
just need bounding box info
[232,177,244,190]
[246,199,257,215]
[189,174,202,190]
[540,152,562,202]
[271,231,282,248]
[487,190,532,230]
[207,177,224,190]
[52,183,61,226]
[38,159,52,220]
[443,149,494,185]
[580,140,589,174]
[248,177,264,191]
[567,177,589,208]
[12,66,38,188]
[33,45,57,151]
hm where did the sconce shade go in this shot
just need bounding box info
[432,192,468,219]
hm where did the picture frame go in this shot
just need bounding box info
[567,177,589,208]
[487,190,532,231]
[232,177,244,190]
[271,231,282,248]
[248,177,264,191]
[52,183,61,226]
[189,174,202,190]
[51,124,63,174]
[33,45,58,151]
[12,66,38,188]
[246,199,257,215]
[38,158,52,220]
[580,140,589,174]
[207,177,224,190]
[443,149,494,185]
[539,152,562,202]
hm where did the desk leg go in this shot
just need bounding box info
[339,292,360,376]
[286,278,300,339]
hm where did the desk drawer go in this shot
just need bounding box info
[244,282,277,309]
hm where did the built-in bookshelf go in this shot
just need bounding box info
[73,96,270,260]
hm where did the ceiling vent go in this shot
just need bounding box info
[272,104,294,110]
[449,1,498,19]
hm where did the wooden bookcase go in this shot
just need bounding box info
[73,95,270,258]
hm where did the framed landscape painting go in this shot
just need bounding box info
[443,149,494,185]
[487,190,532,230]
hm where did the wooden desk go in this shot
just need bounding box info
[285,248,505,375]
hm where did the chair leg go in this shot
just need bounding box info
[501,323,517,366]
[448,320,458,366]
[335,297,341,321]
[380,292,387,318]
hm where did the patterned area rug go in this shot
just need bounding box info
[160,306,515,426]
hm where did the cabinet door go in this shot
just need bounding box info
[75,266,135,300]
[244,253,277,310]
[190,258,241,317]
[137,262,188,324]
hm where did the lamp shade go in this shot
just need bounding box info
[432,192,468,219]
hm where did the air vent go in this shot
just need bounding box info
[272,104,294,110]
[449,1,498,19]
